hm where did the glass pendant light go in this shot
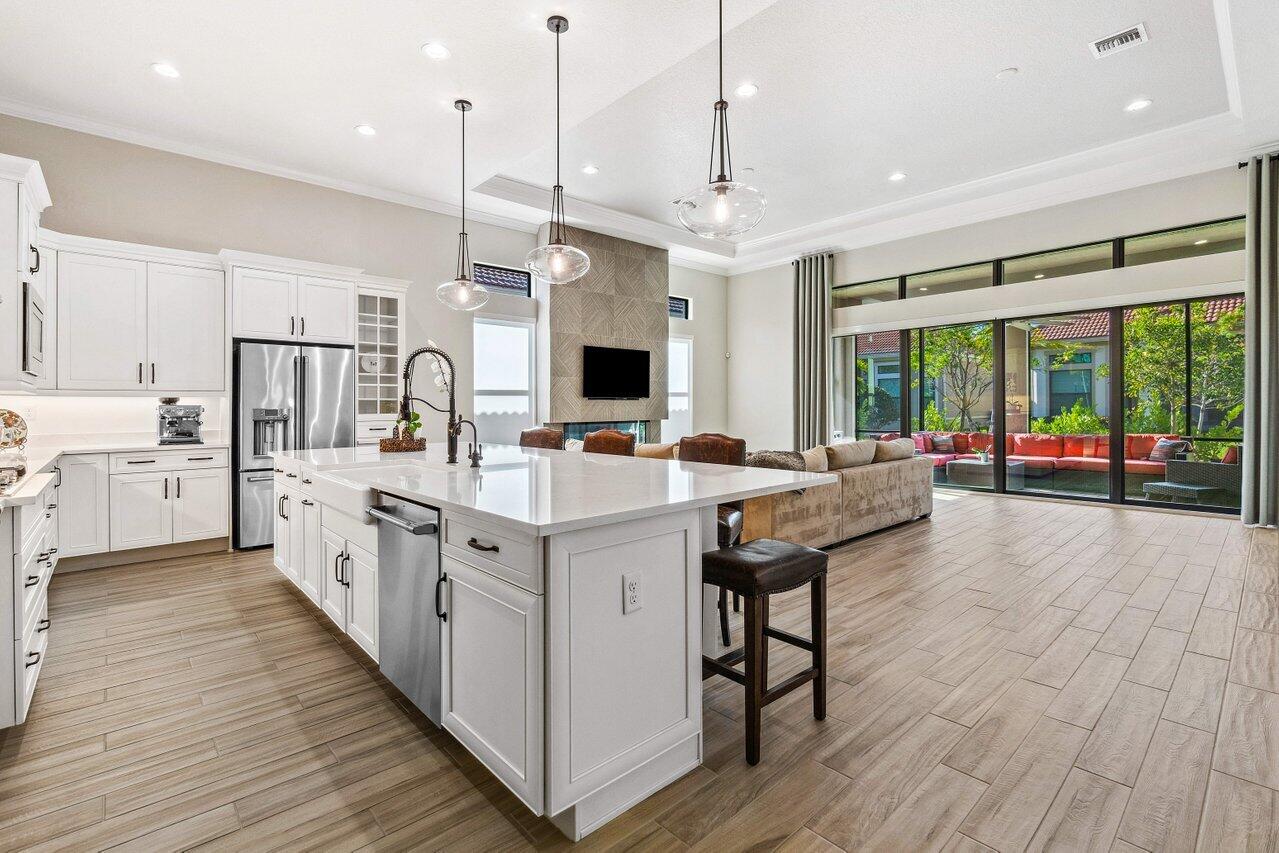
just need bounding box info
[437,98,490,311]
[525,15,590,285]
[676,0,766,238]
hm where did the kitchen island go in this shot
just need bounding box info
[270,442,835,840]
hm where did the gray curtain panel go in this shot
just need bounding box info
[793,253,833,450]
[1243,153,1279,528]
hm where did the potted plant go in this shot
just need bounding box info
[397,411,422,441]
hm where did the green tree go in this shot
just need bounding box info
[1190,302,1244,435]
[1122,305,1186,434]
[922,324,993,431]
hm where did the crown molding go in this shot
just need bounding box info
[0,97,538,236]
[0,152,50,210]
[39,228,222,268]
[218,248,364,279]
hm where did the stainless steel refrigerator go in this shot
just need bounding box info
[233,340,355,548]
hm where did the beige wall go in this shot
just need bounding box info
[727,167,1246,450]
[0,112,536,442]
[668,265,728,435]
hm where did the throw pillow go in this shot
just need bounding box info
[1148,438,1188,462]
[912,434,928,453]
[745,449,805,471]
[1222,445,1240,465]
[931,434,956,454]
[873,437,916,463]
[801,446,828,472]
[825,439,877,469]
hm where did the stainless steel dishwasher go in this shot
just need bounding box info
[366,497,443,725]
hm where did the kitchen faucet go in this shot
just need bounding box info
[399,345,469,465]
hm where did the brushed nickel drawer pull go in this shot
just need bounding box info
[466,537,499,553]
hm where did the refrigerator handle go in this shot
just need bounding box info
[299,355,308,450]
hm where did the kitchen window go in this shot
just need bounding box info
[473,317,536,445]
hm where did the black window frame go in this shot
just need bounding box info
[668,295,691,320]
[473,262,533,298]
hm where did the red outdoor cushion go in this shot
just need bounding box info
[1006,434,1017,455]
[912,434,928,452]
[968,432,994,452]
[923,453,957,467]
[1126,434,1180,460]
[1013,434,1065,458]
[918,433,935,452]
[1054,457,1110,473]
[1124,459,1167,475]
[1062,435,1102,458]
[1222,445,1240,464]
[880,432,901,441]
[1007,454,1058,471]
[951,433,971,453]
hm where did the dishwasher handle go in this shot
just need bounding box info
[366,505,438,536]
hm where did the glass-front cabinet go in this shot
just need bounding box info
[355,279,410,438]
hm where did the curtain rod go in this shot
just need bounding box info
[1239,152,1279,168]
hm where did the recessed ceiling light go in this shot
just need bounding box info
[735,82,758,98]
[354,124,377,136]
[581,164,599,175]
[421,42,450,60]
[888,171,907,182]
[1125,98,1152,112]
[150,62,180,78]
[1194,238,1209,245]
[995,67,1019,80]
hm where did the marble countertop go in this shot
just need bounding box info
[273,443,838,536]
[1,432,229,509]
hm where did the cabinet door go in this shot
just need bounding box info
[109,472,173,551]
[319,527,348,628]
[34,245,57,391]
[58,253,149,389]
[297,499,322,605]
[441,557,544,814]
[345,540,378,660]
[56,454,110,557]
[297,276,355,344]
[147,264,225,390]
[273,487,296,580]
[232,268,296,341]
[172,468,229,543]
[17,183,39,274]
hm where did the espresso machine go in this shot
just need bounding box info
[157,401,205,445]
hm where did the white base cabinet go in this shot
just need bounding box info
[441,555,544,814]
[109,471,173,551]
[56,454,110,557]
[2,475,59,729]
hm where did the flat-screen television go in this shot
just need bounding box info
[582,345,650,399]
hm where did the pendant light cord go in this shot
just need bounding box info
[707,0,731,185]
[718,0,723,102]
[555,25,561,189]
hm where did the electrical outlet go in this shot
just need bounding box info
[623,572,642,614]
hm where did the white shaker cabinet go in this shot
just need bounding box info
[231,267,355,345]
[273,486,297,582]
[297,498,322,605]
[297,276,355,344]
[441,555,544,814]
[232,267,296,341]
[172,468,229,543]
[319,527,347,627]
[55,454,110,558]
[344,541,377,659]
[146,264,225,391]
[57,253,149,390]
[109,471,174,551]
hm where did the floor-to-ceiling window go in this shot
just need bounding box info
[832,331,903,440]
[473,317,535,445]
[916,321,995,489]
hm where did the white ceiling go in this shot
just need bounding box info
[1,0,1276,274]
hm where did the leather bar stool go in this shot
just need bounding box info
[519,427,565,450]
[582,428,636,456]
[701,538,828,765]
[678,433,747,645]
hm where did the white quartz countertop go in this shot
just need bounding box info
[273,443,837,536]
[1,432,229,509]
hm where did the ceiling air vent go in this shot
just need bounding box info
[1090,23,1149,59]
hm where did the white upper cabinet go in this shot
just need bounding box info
[58,253,149,390]
[147,264,225,391]
[58,252,227,391]
[232,267,296,341]
[297,276,355,344]
[231,267,355,344]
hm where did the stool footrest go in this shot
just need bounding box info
[764,625,814,653]
[763,667,818,705]
[702,657,746,685]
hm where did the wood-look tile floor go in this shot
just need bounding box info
[2,493,1276,852]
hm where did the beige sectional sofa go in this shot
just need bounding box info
[741,439,933,549]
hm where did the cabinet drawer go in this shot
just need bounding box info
[273,456,302,487]
[110,448,228,474]
[356,422,394,442]
[442,514,541,594]
[16,479,57,546]
[15,499,54,564]
[16,596,50,725]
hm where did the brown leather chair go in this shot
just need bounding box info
[582,428,636,456]
[519,427,565,450]
[678,433,748,645]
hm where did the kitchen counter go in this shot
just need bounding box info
[272,442,837,536]
[1,432,228,508]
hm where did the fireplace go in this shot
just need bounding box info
[559,421,650,443]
